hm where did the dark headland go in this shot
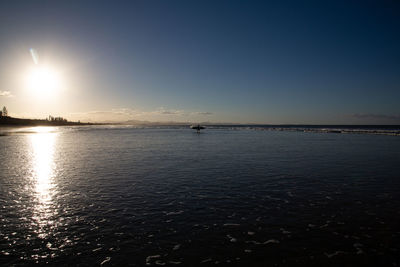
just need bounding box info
[0,116,95,127]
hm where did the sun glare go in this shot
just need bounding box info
[26,66,62,97]
[30,131,57,239]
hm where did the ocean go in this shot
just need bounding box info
[1,125,400,266]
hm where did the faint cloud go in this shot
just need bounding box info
[160,110,181,115]
[69,108,140,120]
[351,113,400,121]
[152,108,186,115]
[152,108,214,116]
[111,108,139,116]
[0,91,13,97]
[69,107,215,122]
[194,112,213,116]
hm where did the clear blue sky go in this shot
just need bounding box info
[0,0,399,124]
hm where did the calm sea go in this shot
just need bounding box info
[1,126,400,266]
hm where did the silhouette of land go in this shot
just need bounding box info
[0,116,95,127]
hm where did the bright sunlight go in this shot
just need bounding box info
[25,65,62,98]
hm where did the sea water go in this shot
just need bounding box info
[1,126,400,266]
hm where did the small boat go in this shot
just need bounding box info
[190,124,205,132]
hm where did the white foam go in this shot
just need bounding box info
[168,261,182,265]
[165,210,184,215]
[100,257,111,265]
[146,255,161,265]
[223,223,240,226]
[247,239,280,245]
[227,234,237,242]
[324,251,345,258]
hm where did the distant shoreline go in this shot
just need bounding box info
[0,116,98,127]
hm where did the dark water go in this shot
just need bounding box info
[1,126,400,266]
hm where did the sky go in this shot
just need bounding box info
[0,0,399,124]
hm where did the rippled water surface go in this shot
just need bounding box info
[1,126,400,266]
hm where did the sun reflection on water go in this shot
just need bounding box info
[30,128,58,239]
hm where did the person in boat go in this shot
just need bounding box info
[191,124,204,133]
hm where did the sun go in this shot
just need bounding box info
[26,66,61,96]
